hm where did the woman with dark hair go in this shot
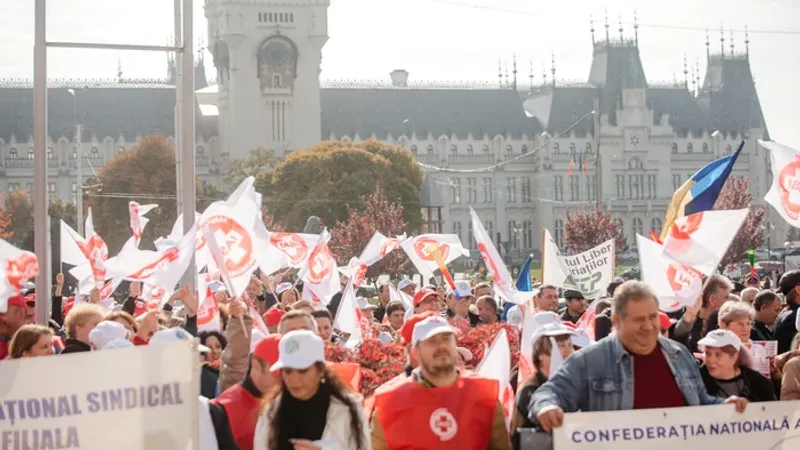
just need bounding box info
[254,330,370,450]
[198,330,228,399]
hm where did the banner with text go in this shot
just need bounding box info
[0,341,199,450]
[542,229,615,298]
[554,401,800,450]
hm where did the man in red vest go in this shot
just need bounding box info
[371,315,510,450]
[0,295,28,360]
[209,334,281,450]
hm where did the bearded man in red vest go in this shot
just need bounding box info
[371,315,511,450]
[209,334,281,450]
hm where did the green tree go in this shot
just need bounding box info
[224,147,279,193]
[268,140,423,232]
[5,190,34,249]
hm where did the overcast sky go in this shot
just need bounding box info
[1,0,798,145]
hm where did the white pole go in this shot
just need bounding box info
[33,0,51,325]
[180,0,197,291]
[76,124,84,236]
[174,0,183,216]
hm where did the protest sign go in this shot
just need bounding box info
[554,401,800,450]
[0,341,200,450]
[542,230,615,298]
[749,340,778,377]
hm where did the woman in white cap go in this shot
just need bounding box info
[511,314,576,446]
[254,330,370,450]
[697,329,776,402]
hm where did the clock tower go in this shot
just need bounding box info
[205,0,329,159]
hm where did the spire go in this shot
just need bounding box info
[117,57,123,82]
[690,62,696,96]
[498,59,503,88]
[719,24,725,59]
[618,12,623,42]
[683,54,688,88]
[695,58,701,93]
[745,25,750,59]
[542,63,547,87]
[729,28,735,57]
[512,54,518,91]
[590,14,596,48]
[550,51,556,87]
[604,9,610,43]
[528,59,534,92]
[705,29,710,62]
[633,9,639,47]
[197,35,205,65]
[504,61,509,87]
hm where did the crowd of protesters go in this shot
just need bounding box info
[2,264,800,450]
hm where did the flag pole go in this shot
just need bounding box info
[593,96,602,210]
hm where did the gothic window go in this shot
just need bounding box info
[554,219,564,248]
[632,217,643,237]
[627,157,644,171]
[451,144,458,156]
[702,143,709,153]
[9,147,17,158]
[482,144,490,155]
[651,218,663,236]
[27,147,34,159]
[522,220,533,249]
[587,175,596,201]
[46,147,53,159]
[507,178,517,202]
[482,178,492,202]
[671,143,678,154]
[467,145,474,156]
[426,144,434,155]
[552,143,560,154]
[673,174,682,191]
[687,143,693,153]
[569,175,579,201]
[521,177,532,202]
[258,36,298,91]
[616,175,625,198]
[521,144,528,154]
[197,146,205,157]
[410,145,418,155]
[726,144,732,155]
[647,174,656,199]
[467,178,477,203]
[467,227,475,250]
[485,221,494,240]
[569,143,576,156]
[272,75,281,88]
[453,222,462,244]
[505,145,513,156]
[585,142,592,153]
[554,175,563,201]
[90,147,100,158]
[628,174,643,199]
[450,178,461,203]
[508,221,519,249]
[72,147,77,159]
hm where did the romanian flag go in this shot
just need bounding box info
[567,159,575,174]
[659,140,744,241]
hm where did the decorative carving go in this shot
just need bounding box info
[257,35,298,91]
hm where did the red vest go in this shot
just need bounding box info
[211,384,262,450]
[374,373,498,450]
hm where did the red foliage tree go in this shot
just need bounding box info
[563,209,628,257]
[330,187,409,282]
[262,206,285,232]
[713,176,765,266]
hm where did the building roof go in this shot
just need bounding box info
[320,84,542,140]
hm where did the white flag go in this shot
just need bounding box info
[400,234,469,282]
[637,234,704,312]
[476,329,515,430]
[0,239,39,313]
[358,232,405,266]
[470,208,530,304]
[298,229,340,306]
[662,209,748,275]
[541,229,614,298]
[333,280,361,348]
[60,220,88,266]
[129,202,158,247]
[761,139,800,228]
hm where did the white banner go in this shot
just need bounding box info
[0,342,200,450]
[542,229,614,298]
[554,402,800,450]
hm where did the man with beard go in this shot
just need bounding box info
[370,316,510,449]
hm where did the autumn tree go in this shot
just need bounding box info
[224,147,279,193]
[88,135,224,253]
[330,187,410,282]
[262,205,285,232]
[267,140,424,232]
[0,206,12,240]
[563,209,628,257]
[713,176,765,266]
[5,190,34,249]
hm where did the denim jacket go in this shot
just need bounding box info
[530,335,723,418]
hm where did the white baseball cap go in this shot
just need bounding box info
[356,297,378,310]
[697,329,742,351]
[398,279,416,291]
[530,322,575,347]
[149,327,211,353]
[411,316,455,346]
[270,330,325,371]
[507,305,524,327]
[571,328,595,348]
[89,321,129,350]
[102,338,134,351]
[447,280,473,299]
[275,282,293,295]
[531,311,563,329]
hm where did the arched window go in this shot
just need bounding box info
[484,221,493,240]
[505,144,513,155]
[522,220,532,249]
[671,143,678,154]
[632,217,643,237]
[71,147,77,159]
[197,146,205,157]
[585,142,592,153]
[90,147,99,158]
[467,145,474,156]
[467,227,475,250]
[508,221,519,249]
[521,144,528,154]
[687,143,693,153]
[27,147,34,159]
[554,219,564,249]
[453,221,462,244]
[651,217,663,236]
[702,143,709,153]
[46,147,53,160]
[725,144,732,155]
[552,143,560,154]
[410,145,418,155]
[272,74,281,88]
[627,157,644,170]
[9,147,17,158]
[426,144,434,155]
[569,143,576,155]
[482,144,490,154]
[450,144,458,156]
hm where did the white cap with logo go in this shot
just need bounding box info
[102,338,135,351]
[411,316,456,346]
[447,280,473,299]
[150,327,211,353]
[270,330,326,371]
[356,297,378,310]
[530,322,576,347]
[398,279,416,291]
[530,311,563,329]
[89,321,129,350]
[697,329,742,351]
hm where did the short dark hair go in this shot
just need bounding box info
[386,301,406,317]
[477,295,498,311]
[753,291,779,311]
[198,330,228,350]
[537,285,558,296]
[311,309,332,321]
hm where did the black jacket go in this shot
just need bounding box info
[699,365,777,402]
[201,365,220,399]
[207,377,262,450]
[61,338,91,354]
[774,303,799,354]
[750,320,775,342]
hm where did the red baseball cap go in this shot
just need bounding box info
[412,289,437,307]
[263,308,285,327]
[253,334,281,366]
[400,311,437,346]
[659,312,672,330]
[6,295,27,310]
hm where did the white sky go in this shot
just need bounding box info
[1,0,798,144]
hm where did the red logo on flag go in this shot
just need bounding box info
[270,232,310,265]
[380,239,401,258]
[201,216,255,277]
[307,244,334,284]
[414,238,449,262]
[5,253,38,291]
[778,156,800,220]
[353,264,368,289]
[666,263,702,297]
[477,242,502,280]
[129,247,180,280]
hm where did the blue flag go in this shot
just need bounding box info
[503,255,533,320]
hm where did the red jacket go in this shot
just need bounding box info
[211,383,262,450]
